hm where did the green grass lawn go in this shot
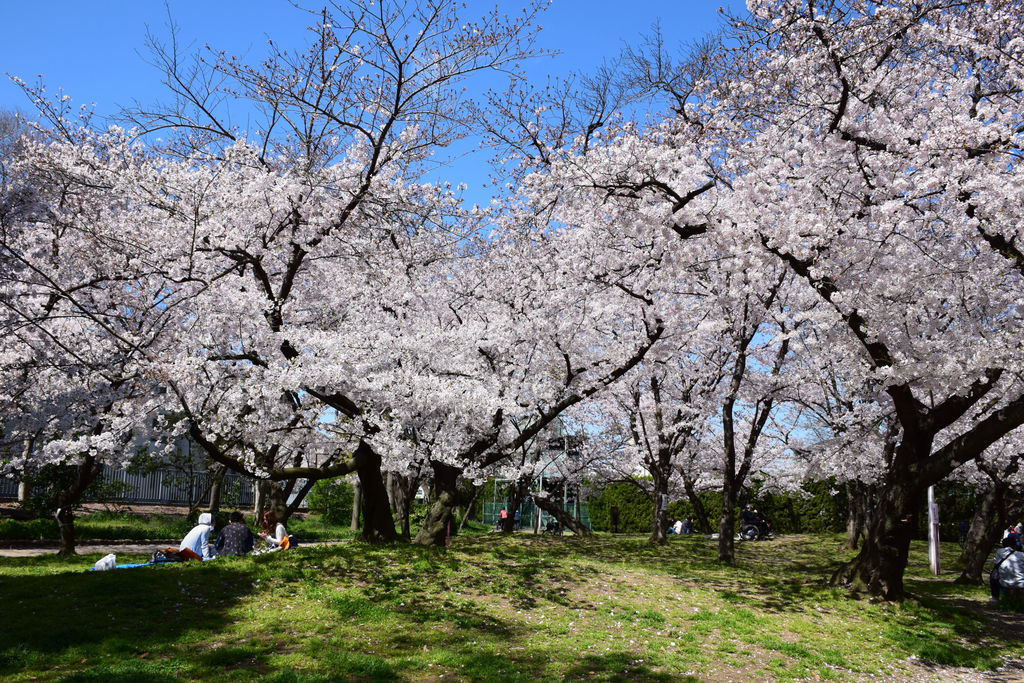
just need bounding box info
[0,533,1018,681]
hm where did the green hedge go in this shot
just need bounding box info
[586,483,653,533]
[304,479,355,526]
[586,479,850,535]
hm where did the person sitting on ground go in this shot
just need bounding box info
[681,517,693,534]
[215,510,255,557]
[989,536,1024,603]
[258,510,289,550]
[179,512,215,560]
[673,519,683,535]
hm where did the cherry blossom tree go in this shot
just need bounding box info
[4,1,677,550]
[0,121,178,553]
[3,0,552,543]
[720,0,1024,598]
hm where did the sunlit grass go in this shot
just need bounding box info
[0,533,1018,680]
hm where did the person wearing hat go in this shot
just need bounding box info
[179,512,215,560]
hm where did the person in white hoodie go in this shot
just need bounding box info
[179,512,215,560]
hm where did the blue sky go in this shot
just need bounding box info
[0,1,729,194]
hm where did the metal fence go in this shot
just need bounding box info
[0,476,17,499]
[482,500,591,531]
[0,465,255,507]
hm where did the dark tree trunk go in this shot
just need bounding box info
[413,462,461,547]
[955,484,1006,584]
[355,441,396,543]
[503,480,530,533]
[531,493,594,537]
[55,506,77,557]
[208,464,226,515]
[843,482,874,551]
[457,482,483,533]
[351,480,361,531]
[391,473,412,540]
[393,471,421,540]
[282,477,316,522]
[254,480,268,520]
[682,475,712,533]
[266,480,288,520]
[956,487,1023,585]
[718,482,737,563]
[54,456,104,557]
[832,445,926,600]
[845,510,862,551]
[650,472,669,546]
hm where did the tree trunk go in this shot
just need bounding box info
[956,487,1022,584]
[253,480,266,518]
[351,480,361,531]
[397,469,426,540]
[54,456,104,557]
[17,438,32,503]
[650,472,669,546]
[831,461,922,600]
[843,482,874,550]
[503,480,529,533]
[845,512,862,551]
[413,462,460,547]
[208,464,226,515]
[283,477,316,522]
[531,493,593,537]
[458,483,483,533]
[717,484,737,563]
[682,475,712,533]
[55,506,76,557]
[390,473,412,540]
[355,441,396,543]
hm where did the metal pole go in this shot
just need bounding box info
[928,485,940,575]
[536,472,543,534]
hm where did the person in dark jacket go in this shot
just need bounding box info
[215,510,255,557]
[740,505,760,528]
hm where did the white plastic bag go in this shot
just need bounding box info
[94,553,116,571]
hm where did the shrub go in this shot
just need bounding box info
[587,482,653,533]
[305,479,355,525]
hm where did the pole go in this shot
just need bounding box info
[928,485,940,576]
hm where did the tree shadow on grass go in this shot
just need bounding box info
[0,557,256,676]
[560,651,692,682]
